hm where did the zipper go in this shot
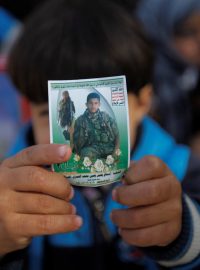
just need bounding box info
[82,187,112,243]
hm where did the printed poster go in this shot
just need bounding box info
[48,76,130,187]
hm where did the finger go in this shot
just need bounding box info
[119,220,181,247]
[111,199,182,229]
[9,166,73,201]
[112,175,179,207]
[2,144,72,168]
[14,192,76,215]
[124,156,170,185]
[10,213,83,237]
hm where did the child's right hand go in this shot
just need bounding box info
[0,144,82,256]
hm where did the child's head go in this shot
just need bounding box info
[173,12,200,66]
[8,0,153,147]
[136,0,200,66]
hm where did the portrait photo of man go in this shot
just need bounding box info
[73,92,119,160]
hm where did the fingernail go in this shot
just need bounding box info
[57,145,68,158]
[71,205,77,214]
[112,189,117,201]
[121,179,126,185]
[118,228,122,235]
[75,216,83,227]
[69,187,74,200]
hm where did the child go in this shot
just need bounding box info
[1,0,200,269]
[136,0,200,144]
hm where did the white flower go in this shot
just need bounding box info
[104,165,110,173]
[94,159,104,172]
[106,155,114,165]
[115,148,121,156]
[91,166,96,173]
[74,154,80,162]
[83,157,92,167]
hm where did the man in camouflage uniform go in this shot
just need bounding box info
[73,92,119,159]
[58,90,75,141]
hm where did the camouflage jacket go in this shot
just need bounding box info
[58,98,75,128]
[73,109,119,154]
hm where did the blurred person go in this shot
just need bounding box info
[58,90,75,144]
[0,7,23,160]
[0,0,200,270]
[136,0,200,144]
[0,7,22,159]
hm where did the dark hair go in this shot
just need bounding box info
[87,93,100,102]
[109,0,140,12]
[62,90,69,95]
[8,0,153,104]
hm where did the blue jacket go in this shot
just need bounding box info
[4,117,200,270]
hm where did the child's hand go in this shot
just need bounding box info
[111,156,182,247]
[0,144,82,255]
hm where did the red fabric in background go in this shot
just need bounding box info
[20,97,31,123]
[0,56,6,72]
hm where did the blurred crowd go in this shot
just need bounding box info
[1,0,200,158]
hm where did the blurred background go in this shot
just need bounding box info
[0,0,47,161]
[135,0,200,156]
[1,0,200,160]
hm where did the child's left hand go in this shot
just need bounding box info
[111,156,182,247]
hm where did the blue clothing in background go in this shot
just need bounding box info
[0,73,20,121]
[0,73,21,160]
[0,7,22,54]
[0,8,19,43]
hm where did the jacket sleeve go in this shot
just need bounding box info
[142,153,200,269]
[73,117,87,154]
[0,249,27,270]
